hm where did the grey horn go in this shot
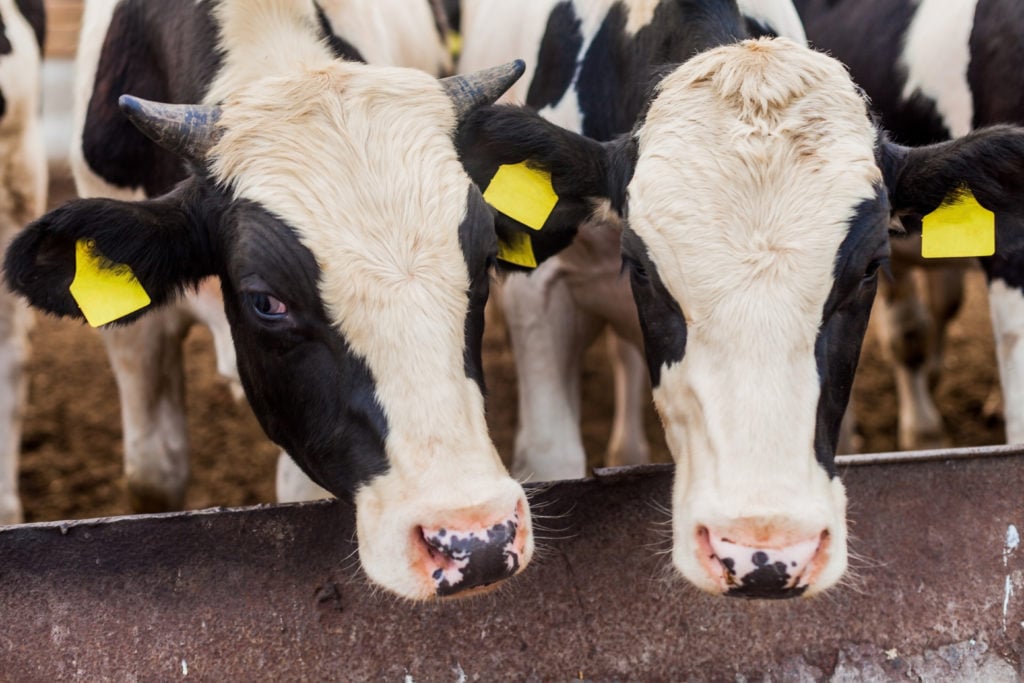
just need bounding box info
[118,95,222,162]
[441,59,526,124]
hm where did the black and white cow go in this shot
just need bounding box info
[0,0,46,525]
[455,5,1024,596]
[6,0,547,600]
[793,0,1024,449]
[70,0,454,513]
[459,0,807,482]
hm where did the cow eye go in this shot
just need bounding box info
[863,256,889,282]
[622,255,648,282]
[249,292,288,320]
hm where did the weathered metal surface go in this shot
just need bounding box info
[1,450,1022,681]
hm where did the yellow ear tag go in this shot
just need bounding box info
[921,187,996,258]
[483,161,559,231]
[497,232,538,269]
[69,239,152,327]
[447,31,463,59]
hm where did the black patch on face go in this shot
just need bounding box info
[621,227,687,388]
[0,12,10,56]
[81,0,223,197]
[458,187,498,395]
[526,1,583,112]
[14,0,45,53]
[813,189,891,476]
[216,199,390,495]
[723,552,808,600]
[794,0,951,145]
[315,2,366,62]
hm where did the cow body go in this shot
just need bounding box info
[459,0,807,481]
[70,0,452,512]
[793,0,1024,448]
[0,0,46,525]
[456,5,1024,596]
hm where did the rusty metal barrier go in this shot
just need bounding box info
[1,445,1022,680]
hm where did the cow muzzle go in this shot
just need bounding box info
[419,501,526,597]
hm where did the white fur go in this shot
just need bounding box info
[899,0,979,139]
[207,11,532,596]
[0,0,47,525]
[628,39,878,594]
[988,280,1024,444]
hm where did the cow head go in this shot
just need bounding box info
[3,59,572,601]
[459,38,1024,598]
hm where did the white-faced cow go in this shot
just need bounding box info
[70,0,454,513]
[793,0,1024,450]
[458,0,807,483]
[0,0,46,526]
[5,0,547,600]
[457,29,1024,595]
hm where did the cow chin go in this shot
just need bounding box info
[670,471,849,599]
[354,469,534,601]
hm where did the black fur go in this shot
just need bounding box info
[14,0,45,53]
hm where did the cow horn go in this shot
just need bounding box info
[441,60,526,124]
[118,95,222,162]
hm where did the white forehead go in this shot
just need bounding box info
[629,38,881,338]
[209,61,478,440]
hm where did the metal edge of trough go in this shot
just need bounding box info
[0,446,1022,681]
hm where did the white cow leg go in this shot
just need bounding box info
[182,278,245,401]
[276,451,332,502]
[988,279,1024,443]
[102,308,191,512]
[875,268,948,450]
[0,295,30,525]
[500,263,603,482]
[605,330,650,467]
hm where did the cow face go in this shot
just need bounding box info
[3,60,559,601]
[459,38,1024,598]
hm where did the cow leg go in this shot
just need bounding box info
[102,307,192,512]
[605,330,651,467]
[922,264,965,391]
[875,264,948,450]
[0,294,30,525]
[987,278,1024,443]
[500,260,603,482]
[181,278,244,401]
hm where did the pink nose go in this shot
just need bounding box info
[419,507,524,597]
[700,527,827,599]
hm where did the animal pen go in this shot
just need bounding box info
[1,444,1022,680]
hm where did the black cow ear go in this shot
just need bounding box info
[883,126,1024,256]
[457,104,633,272]
[4,182,214,326]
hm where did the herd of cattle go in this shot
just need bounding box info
[0,0,1021,603]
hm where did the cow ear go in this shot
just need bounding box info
[456,104,636,271]
[4,182,215,327]
[883,125,1024,255]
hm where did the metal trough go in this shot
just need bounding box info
[1,446,1022,680]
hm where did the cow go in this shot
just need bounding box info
[793,0,1024,449]
[70,0,454,513]
[6,0,545,600]
[0,0,46,526]
[458,0,808,483]
[454,6,1024,596]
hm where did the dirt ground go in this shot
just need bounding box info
[17,172,1005,523]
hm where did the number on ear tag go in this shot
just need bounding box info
[69,239,152,327]
[483,161,559,231]
[921,187,995,258]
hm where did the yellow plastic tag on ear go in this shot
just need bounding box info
[69,239,152,327]
[497,232,538,269]
[921,187,996,258]
[447,31,462,59]
[483,161,559,231]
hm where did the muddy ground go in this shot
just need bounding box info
[17,172,1004,522]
